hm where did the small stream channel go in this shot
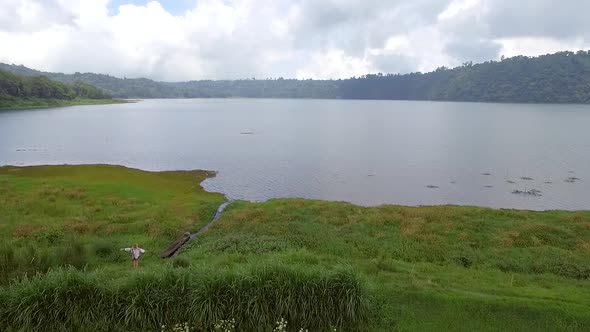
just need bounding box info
[169,200,233,257]
[190,200,233,240]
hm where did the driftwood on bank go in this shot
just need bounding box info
[159,232,191,258]
[160,201,233,258]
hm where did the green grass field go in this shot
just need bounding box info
[0,165,589,331]
[0,165,224,280]
[0,98,130,110]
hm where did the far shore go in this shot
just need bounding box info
[0,98,132,110]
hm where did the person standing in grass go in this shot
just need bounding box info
[121,244,146,268]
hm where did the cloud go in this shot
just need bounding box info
[482,0,590,40]
[0,0,76,32]
[498,37,589,58]
[0,0,589,80]
[296,50,375,79]
[444,39,502,64]
[290,0,449,55]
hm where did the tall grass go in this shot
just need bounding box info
[0,241,89,285]
[0,264,369,332]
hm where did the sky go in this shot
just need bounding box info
[0,0,589,81]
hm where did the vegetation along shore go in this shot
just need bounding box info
[0,97,130,110]
[3,50,590,104]
[0,69,127,110]
[0,165,589,331]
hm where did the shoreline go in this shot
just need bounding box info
[0,98,131,110]
[1,163,589,331]
[1,163,585,213]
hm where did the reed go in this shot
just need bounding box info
[0,264,368,332]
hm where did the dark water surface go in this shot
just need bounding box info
[1,99,589,210]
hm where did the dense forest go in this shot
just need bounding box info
[0,64,339,99]
[340,50,590,103]
[2,50,590,103]
[0,69,110,101]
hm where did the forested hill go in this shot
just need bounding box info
[0,69,110,101]
[341,50,590,103]
[2,50,590,103]
[0,63,339,99]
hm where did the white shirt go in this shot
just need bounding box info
[124,247,146,259]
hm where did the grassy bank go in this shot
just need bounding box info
[188,200,590,331]
[0,165,589,331]
[0,164,225,284]
[0,98,130,110]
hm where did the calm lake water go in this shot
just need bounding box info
[1,99,589,210]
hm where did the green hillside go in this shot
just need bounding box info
[3,50,590,103]
[0,69,123,109]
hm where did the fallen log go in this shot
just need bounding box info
[160,232,191,258]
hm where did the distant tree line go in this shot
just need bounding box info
[0,69,110,101]
[340,50,590,103]
[2,50,590,103]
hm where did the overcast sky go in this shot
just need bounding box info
[0,0,588,81]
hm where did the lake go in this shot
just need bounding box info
[1,99,589,210]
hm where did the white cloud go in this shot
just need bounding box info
[0,0,589,80]
[438,0,479,21]
[498,37,589,58]
[296,50,376,79]
[0,0,76,32]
